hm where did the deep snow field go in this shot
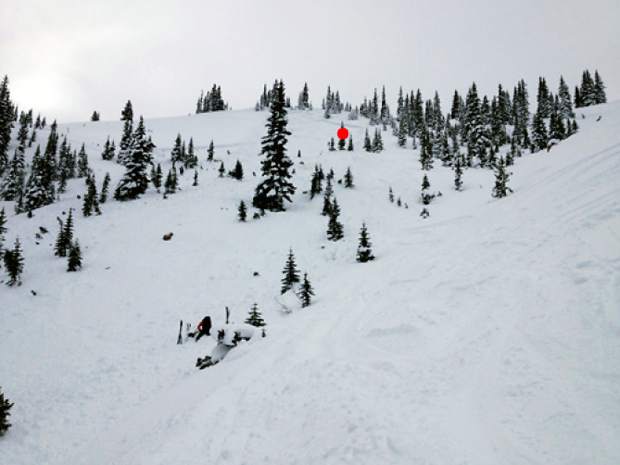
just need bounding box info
[1,101,619,465]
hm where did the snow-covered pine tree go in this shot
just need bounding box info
[421,174,433,205]
[114,116,153,201]
[281,248,301,294]
[356,223,375,263]
[299,273,314,308]
[0,76,15,177]
[372,128,383,153]
[594,70,607,104]
[245,303,266,327]
[3,238,24,286]
[453,154,463,191]
[0,387,13,436]
[121,100,133,121]
[207,140,214,161]
[326,198,344,241]
[549,101,566,141]
[152,163,162,191]
[328,137,336,151]
[117,118,133,165]
[101,137,115,161]
[347,136,354,151]
[90,111,100,121]
[388,186,394,203]
[309,165,323,199]
[82,175,100,217]
[492,156,513,198]
[67,240,82,272]
[100,173,111,203]
[344,167,354,188]
[218,161,225,177]
[579,70,596,107]
[229,160,243,180]
[253,80,296,212]
[170,134,183,165]
[22,146,55,213]
[76,144,89,178]
[238,200,247,222]
[363,129,372,152]
[186,138,197,168]
[531,109,549,152]
[558,76,574,119]
[0,208,6,257]
[193,170,198,186]
[0,148,25,202]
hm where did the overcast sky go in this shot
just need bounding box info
[1,0,618,122]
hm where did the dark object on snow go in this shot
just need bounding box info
[596,115,602,122]
[196,355,218,369]
[30,290,37,296]
[39,226,48,234]
[162,232,174,241]
[225,306,230,324]
[253,271,260,277]
[195,315,212,341]
[35,233,42,240]
[177,319,183,345]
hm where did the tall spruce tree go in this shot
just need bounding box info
[356,223,375,263]
[238,200,247,222]
[67,240,82,271]
[299,273,314,308]
[532,109,549,152]
[594,71,607,104]
[281,248,301,294]
[344,167,354,188]
[253,80,296,212]
[100,173,111,203]
[492,156,513,198]
[326,198,344,241]
[453,154,464,191]
[4,238,24,286]
[114,116,153,200]
[0,76,14,176]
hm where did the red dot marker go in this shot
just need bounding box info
[337,127,349,141]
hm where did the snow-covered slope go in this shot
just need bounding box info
[1,102,619,465]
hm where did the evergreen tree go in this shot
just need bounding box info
[77,144,90,177]
[371,128,383,153]
[193,170,198,186]
[0,76,14,176]
[186,138,197,168]
[121,100,133,121]
[117,118,133,165]
[594,70,607,104]
[388,186,394,203]
[356,223,375,263]
[238,200,247,222]
[207,140,214,161]
[253,80,296,212]
[492,156,512,198]
[152,163,163,191]
[397,113,408,147]
[100,173,111,203]
[170,134,183,164]
[54,209,74,257]
[245,303,266,327]
[343,167,354,188]
[549,101,566,141]
[421,174,433,205]
[229,160,244,180]
[579,70,596,107]
[419,130,434,170]
[536,77,552,118]
[4,238,24,286]
[114,116,153,200]
[558,76,574,119]
[218,161,225,177]
[164,165,178,196]
[363,129,372,152]
[91,111,100,121]
[0,387,13,436]
[532,109,549,152]
[326,198,344,241]
[328,137,336,151]
[67,240,82,271]
[22,146,55,213]
[82,175,100,216]
[309,165,323,199]
[453,154,463,191]
[298,82,311,110]
[0,148,25,201]
[299,273,314,308]
[347,136,354,151]
[0,208,6,260]
[101,137,116,161]
[281,248,301,294]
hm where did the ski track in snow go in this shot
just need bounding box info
[1,103,620,465]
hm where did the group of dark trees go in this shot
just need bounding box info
[0,386,13,436]
[54,209,82,271]
[0,207,24,286]
[575,70,606,108]
[195,84,228,113]
[280,248,314,307]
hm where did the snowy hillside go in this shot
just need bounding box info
[1,101,619,465]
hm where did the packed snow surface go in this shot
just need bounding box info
[1,102,619,465]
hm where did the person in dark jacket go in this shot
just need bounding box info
[195,315,212,341]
